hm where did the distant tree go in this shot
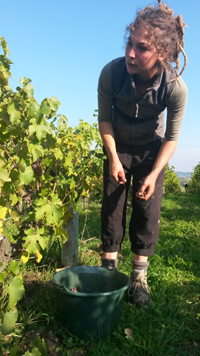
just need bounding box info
[188,162,200,193]
[163,164,182,193]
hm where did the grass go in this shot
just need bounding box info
[2,193,200,355]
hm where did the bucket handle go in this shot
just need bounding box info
[53,281,71,293]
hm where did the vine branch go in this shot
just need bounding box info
[62,165,93,204]
[52,164,58,194]
[0,143,18,169]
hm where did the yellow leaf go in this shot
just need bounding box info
[0,206,7,220]
[0,220,3,234]
[21,250,29,263]
[36,251,42,263]
[63,206,74,225]
[9,209,21,227]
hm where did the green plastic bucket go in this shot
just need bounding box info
[52,266,130,339]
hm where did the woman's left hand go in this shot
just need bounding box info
[136,173,157,201]
[136,139,178,201]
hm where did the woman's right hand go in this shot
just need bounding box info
[109,159,127,184]
[98,122,127,184]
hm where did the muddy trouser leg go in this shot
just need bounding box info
[101,155,131,253]
[129,168,165,256]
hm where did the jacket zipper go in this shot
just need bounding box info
[135,103,139,118]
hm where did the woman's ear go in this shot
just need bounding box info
[157,51,167,63]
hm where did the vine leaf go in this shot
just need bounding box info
[0,206,7,218]
[28,119,51,140]
[7,102,20,124]
[32,336,48,356]
[23,83,34,98]
[35,196,63,225]
[23,227,48,254]
[6,276,25,310]
[8,345,20,356]
[9,260,19,276]
[24,348,41,356]
[54,148,63,160]
[50,97,61,112]
[27,100,40,116]
[0,168,11,182]
[9,209,21,228]
[27,142,44,162]
[54,221,68,243]
[1,309,18,335]
[36,251,42,263]
[21,250,29,264]
[0,206,7,233]
[19,166,34,185]
[63,207,74,225]
[0,271,6,282]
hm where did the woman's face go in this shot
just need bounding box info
[125,27,162,80]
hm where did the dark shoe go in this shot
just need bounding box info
[101,257,118,270]
[128,269,151,308]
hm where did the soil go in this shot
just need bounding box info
[20,272,87,355]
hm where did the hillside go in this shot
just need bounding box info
[175,171,192,178]
[175,171,192,188]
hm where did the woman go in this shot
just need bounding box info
[98,0,188,307]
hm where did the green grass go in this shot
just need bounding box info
[3,193,200,355]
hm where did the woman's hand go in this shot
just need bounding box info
[109,160,127,184]
[136,139,177,200]
[99,122,127,184]
[136,172,157,201]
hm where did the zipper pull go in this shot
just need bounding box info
[135,103,139,118]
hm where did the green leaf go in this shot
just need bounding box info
[9,193,18,205]
[49,97,61,112]
[19,166,34,185]
[54,221,68,243]
[28,100,40,116]
[35,196,63,225]
[0,271,6,282]
[7,102,21,124]
[23,83,34,98]
[1,309,18,335]
[24,348,41,356]
[9,260,19,276]
[70,178,76,190]
[1,38,10,57]
[0,159,5,168]
[7,276,25,309]
[27,142,44,162]
[32,336,47,356]
[54,148,63,160]
[18,159,26,173]
[9,346,21,356]
[40,100,51,116]
[29,119,51,140]
[10,169,19,183]
[24,78,32,85]
[0,168,11,182]
[19,77,25,84]
[23,227,48,253]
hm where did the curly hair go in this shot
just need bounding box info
[126,0,187,79]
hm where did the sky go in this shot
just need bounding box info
[0,0,199,172]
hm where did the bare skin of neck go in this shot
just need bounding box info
[134,73,157,97]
